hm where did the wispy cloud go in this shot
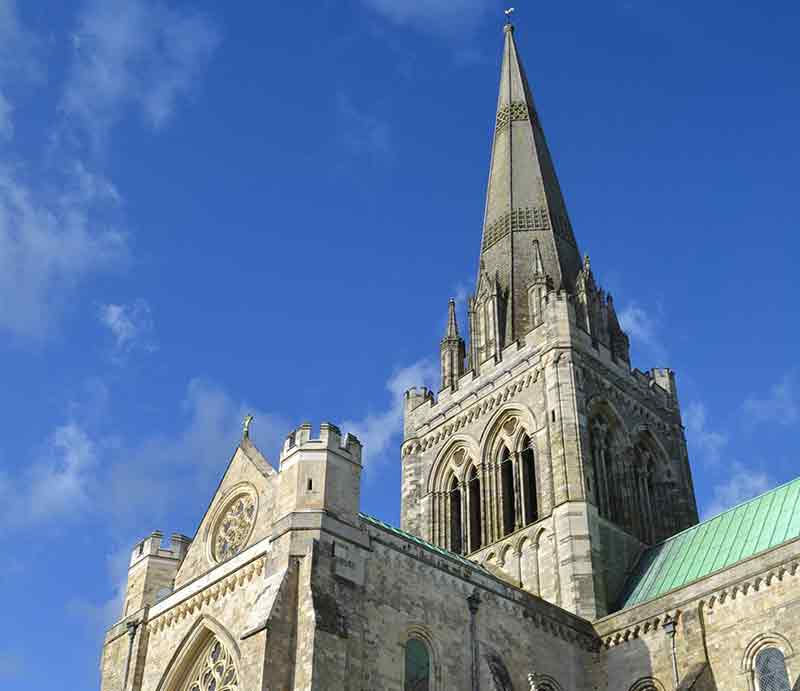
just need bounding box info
[743,371,799,427]
[99,299,157,357]
[343,359,437,474]
[1,378,288,534]
[337,93,390,158]
[0,163,127,339]
[703,462,774,519]
[618,302,667,362]
[0,423,97,527]
[360,0,496,35]
[63,0,220,146]
[684,401,728,465]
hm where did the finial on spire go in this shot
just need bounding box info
[504,7,515,30]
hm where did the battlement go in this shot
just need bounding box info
[404,386,435,412]
[130,531,191,568]
[280,422,362,465]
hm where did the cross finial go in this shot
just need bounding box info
[242,414,254,439]
[504,7,515,22]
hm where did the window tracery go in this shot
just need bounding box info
[182,637,238,691]
[212,492,257,563]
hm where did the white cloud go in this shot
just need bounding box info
[703,462,774,519]
[361,0,496,34]
[2,378,288,533]
[684,401,728,465]
[743,371,799,427]
[0,163,127,338]
[618,302,667,362]
[63,0,220,145]
[343,359,437,474]
[100,299,157,356]
[0,423,97,527]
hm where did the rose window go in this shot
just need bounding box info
[212,493,256,562]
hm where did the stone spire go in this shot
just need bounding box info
[476,22,584,345]
[440,299,465,391]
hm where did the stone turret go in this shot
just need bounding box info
[277,422,362,527]
[440,299,466,391]
[123,531,191,617]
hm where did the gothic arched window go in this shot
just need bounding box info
[755,647,791,691]
[468,466,483,552]
[589,416,614,522]
[520,435,538,525]
[500,447,515,536]
[404,638,431,691]
[449,476,463,555]
[181,636,238,691]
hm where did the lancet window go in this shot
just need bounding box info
[589,415,616,523]
[404,638,431,691]
[449,476,463,555]
[520,435,538,525]
[500,447,515,536]
[468,465,483,552]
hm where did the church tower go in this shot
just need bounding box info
[401,22,699,619]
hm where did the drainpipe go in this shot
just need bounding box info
[663,617,679,689]
[468,590,481,691]
[123,619,140,690]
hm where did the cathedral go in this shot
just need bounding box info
[99,23,800,691]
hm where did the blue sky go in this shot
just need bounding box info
[0,0,798,687]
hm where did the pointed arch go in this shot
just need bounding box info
[155,615,241,691]
[426,435,480,493]
[478,403,537,460]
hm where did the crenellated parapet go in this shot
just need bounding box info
[280,421,362,466]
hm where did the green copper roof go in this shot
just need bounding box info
[620,476,800,609]
[359,512,484,572]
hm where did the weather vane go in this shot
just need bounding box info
[505,7,515,23]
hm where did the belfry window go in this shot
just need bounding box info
[449,477,463,555]
[521,436,538,525]
[468,466,482,552]
[500,447,515,536]
[755,647,791,691]
[404,638,431,691]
